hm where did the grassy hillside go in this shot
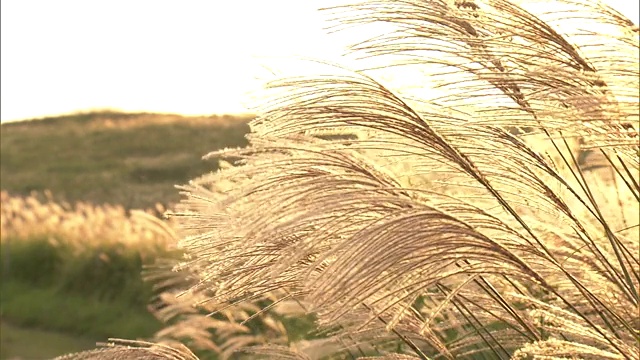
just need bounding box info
[0,111,252,209]
[0,112,252,359]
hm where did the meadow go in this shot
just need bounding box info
[0,112,252,359]
[0,112,250,209]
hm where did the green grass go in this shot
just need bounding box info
[0,320,98,360]
[0,232,178,359]
[0,280,162,341]
[0,234,167,341]
[1,235,170,306]
[0,111,251,209]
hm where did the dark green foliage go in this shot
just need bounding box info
[1,321,99,360]
[0,281,162,340]
[0,236,62,286]
[56,243,152,305]
[0,234,177,342]
[0,235,173,306]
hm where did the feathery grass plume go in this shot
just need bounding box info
[169,0,638,358]
[52,0,638,359]
[144,260,296,360]
[239,344,314,360]
[0,190,175,252]
[51,339,198,360]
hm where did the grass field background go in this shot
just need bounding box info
[1,112,251,209]
[0,112,252,359]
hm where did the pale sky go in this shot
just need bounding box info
[1,0,637,123]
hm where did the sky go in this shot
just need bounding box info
[1,0,638,123]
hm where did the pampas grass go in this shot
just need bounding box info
[59,0,638,359]
[51,339,198,360]
[0,190,174,251]
[0,191,176,294]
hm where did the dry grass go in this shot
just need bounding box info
[82,113,254,131]
[59,0,638,359]
[51,339,199,360]
[0,190,175,252]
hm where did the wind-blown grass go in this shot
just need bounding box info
[60,0,638,359]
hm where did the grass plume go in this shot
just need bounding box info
[60,0,638,359]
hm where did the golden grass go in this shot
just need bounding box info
[56,0,639,359]
[85,113,254,131]
[0,190,176,253]
[0,191,304,359]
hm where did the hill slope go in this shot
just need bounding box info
[0,111,251,209]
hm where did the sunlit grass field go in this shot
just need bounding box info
[0,111,251,209]
[0,112,252,359]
